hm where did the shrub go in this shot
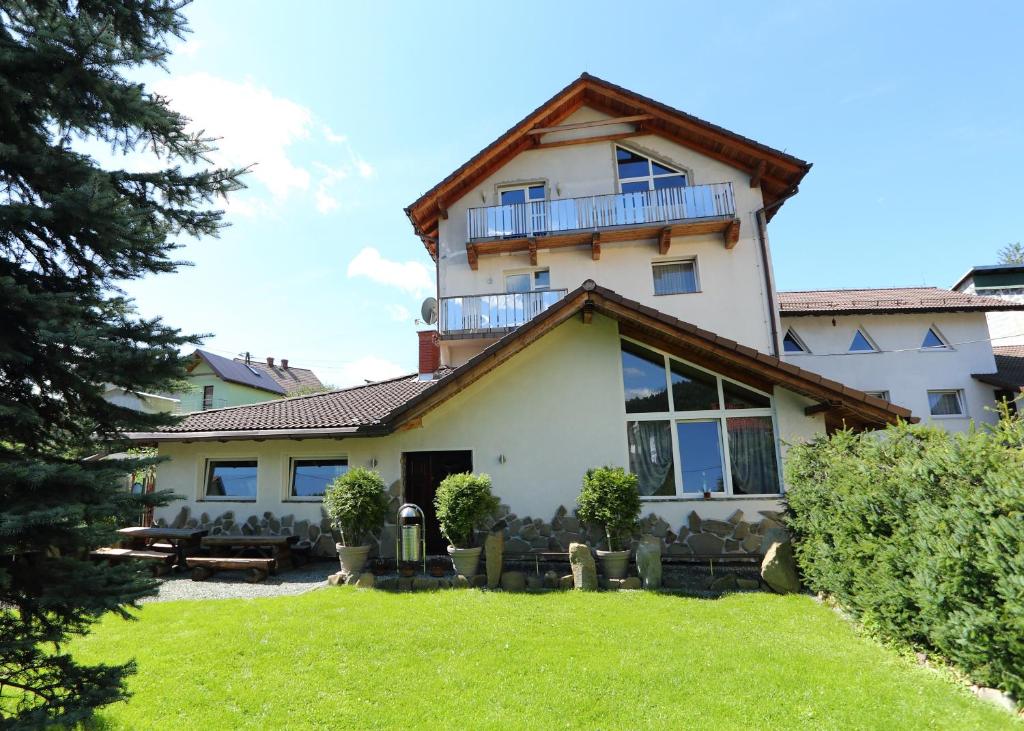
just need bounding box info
[434,472,499,548]
[576,466,641,551]
[323,468,390,547]
[785,407,1024,700]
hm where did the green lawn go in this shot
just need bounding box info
[73,590,1016,730]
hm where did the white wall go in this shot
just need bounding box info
[781,312,999,430]
[154,314,824,535]
[436,106,776,354]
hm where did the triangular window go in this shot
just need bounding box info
[848,329,877,352]
[782,329,808,353]
[616,146,688,193]
[921,327,949,349]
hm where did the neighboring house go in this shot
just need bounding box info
[178,350,324,412]
[102,384,180,414]
[129,74,913,558]
[953,264,1024,347]
[778,287,1024,430]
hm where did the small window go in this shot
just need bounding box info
[653,260,698,295]
[205,460,257,500]
[921,328,949,350]
[505,269,550,293]
[928,390,964,417]
[291,458,348,499]
[848,329,877,352]
[864,390,890,402]
[782,329,808,354]
[202,385,214,410]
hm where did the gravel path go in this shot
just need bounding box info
[142,561,335,603]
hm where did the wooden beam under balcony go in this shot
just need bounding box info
[465,216,740,265]
[591,232,601,261]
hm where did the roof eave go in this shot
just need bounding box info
[126,424,390,444]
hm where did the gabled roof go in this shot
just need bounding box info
[778,287,1024,316]
[952,264,1024,292]
[189,350,286,395]
[232,357,323,394]
[405,73,812,258]
[132,283,910,443]
[973,346,1024,390]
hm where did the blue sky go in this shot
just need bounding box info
[118,0,1024,386]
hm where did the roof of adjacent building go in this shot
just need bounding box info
[188,350,322,396]
[973,346,1024,390]
[405,73,813,258]
[951,264,1024,292]
[778,287,1024,316]
[130,283,911,443]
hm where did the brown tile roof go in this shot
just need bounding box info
[973,346,1024,390]
[233,358,323,395]
[152,371,450,435]
[778,287,1024,316]
[132,282,912,442]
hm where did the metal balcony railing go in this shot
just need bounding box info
[467,182,735,241]
[439,289,568,335]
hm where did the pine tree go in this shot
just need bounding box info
[0,1,245,725]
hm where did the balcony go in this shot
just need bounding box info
[465,183,739,269]
[439,289,568,338]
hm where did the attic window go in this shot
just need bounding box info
[921,327,949,350]
[848,329,877,353]
[782,329,808,353]
[616,147,687,193]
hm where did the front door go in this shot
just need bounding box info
[403,451,473,555]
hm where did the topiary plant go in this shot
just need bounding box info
[323,467,390,547]
[577,466,641,551]
[434,472,500,548]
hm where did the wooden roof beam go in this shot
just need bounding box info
[529,114,653,136]
[805,400,842,416]
[750,160,767,188]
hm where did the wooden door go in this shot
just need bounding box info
[403,451,473,554]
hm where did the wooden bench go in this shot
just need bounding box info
[91,547,176,575]
[186,556,277,583]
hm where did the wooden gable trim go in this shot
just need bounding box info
[529,114,652,136]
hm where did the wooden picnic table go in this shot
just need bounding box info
[201,534,301,569]
[117,526,208,569]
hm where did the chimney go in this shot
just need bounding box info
[266,356,274,367]
[417,330,440,379]
[281,358,289,369]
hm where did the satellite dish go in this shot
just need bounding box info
[420,297,438,325]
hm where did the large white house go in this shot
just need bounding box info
[131,74,1004,559]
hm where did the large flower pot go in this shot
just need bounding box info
[336,543,371,576]
[595,549,631,580]
[447,545,482,578]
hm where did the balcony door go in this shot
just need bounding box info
[496,183,547,236]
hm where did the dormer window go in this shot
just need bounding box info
[782,329,809,354]
[616,147,688,193]
[921,327,949,350]
[848,329,878,352]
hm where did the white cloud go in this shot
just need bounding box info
[153,72,313,202]
[346,247,433,296]
[313,163,349,215]
[323,126,347,144]
[385,304,411,322]
[322,356,408,388]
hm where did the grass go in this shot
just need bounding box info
[72,590,1017,730]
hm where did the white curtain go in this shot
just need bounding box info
[627,421,674,496]
[727,417,779,495]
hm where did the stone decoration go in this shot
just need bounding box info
[485,532,503,589]
[761,539,800,594]
[635,536,662,589]
[568,542,598,591]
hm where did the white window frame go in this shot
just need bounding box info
[619,335,783,500]
[927,389,966,418]
[651,257,700,296]
[285,456,349,502]
[921,324,952,351]
[848,326,880,353]
[504,267,550,293]
[864,390,891,402]
[200,457,258,502]
[781,328,811,354]
[614,145,689,192]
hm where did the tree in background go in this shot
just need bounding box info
[997,242,1024,264]
[0,1,244,725]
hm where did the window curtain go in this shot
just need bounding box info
[727,417,780,495]
[627,420,674,496]
[653,263,695,295]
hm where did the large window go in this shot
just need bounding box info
[616,147,688,192]
[204,459,257,500]
[620,339,780,497]
[290,458,348,499]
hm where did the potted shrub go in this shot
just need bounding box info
[324,467,390,576]
[434,472,499,577]
[576,467,641,579]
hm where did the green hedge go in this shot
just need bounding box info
[784,409,1024,700]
